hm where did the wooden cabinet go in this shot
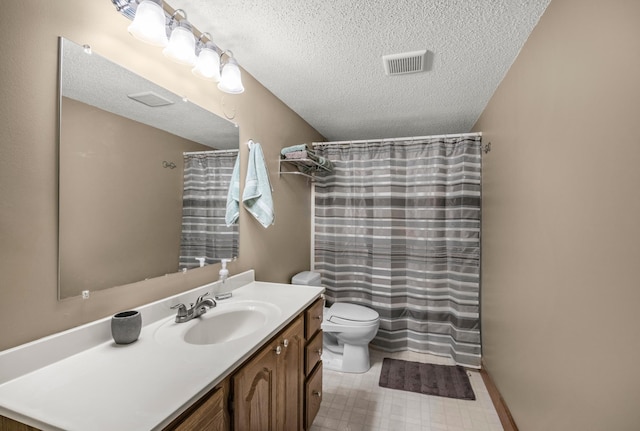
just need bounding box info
[0,416,40,431]
[305,298,324,340]
[303,297,324,430]
[231,335,278,430]
[305,362,323,429]
[165,381,230,431]
[277,318,305,431]
[232,315,304,431]
[305,331,323,376]
[231,297,325,431]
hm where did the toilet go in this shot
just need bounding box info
[292,271,380,373]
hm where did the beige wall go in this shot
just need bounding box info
[473,0,640,429]
[0,1,323,351]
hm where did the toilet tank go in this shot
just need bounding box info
[292,271,322,286]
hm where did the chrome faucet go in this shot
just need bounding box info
[170,292,217,323]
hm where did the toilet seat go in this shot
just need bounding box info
[325,303,379,326]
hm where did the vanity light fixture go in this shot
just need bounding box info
[218,51,245,94]
[192,33,221,82]
[127,0,168,47]
[163,10,196,66]
[112,0,244,95]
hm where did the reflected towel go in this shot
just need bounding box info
[242,142,274,228]
[225,155,241,226]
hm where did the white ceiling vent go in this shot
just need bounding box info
[127,91,174,107]
[382,50,427,76]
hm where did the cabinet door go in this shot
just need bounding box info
[170,383,229,431]
[277,316,304,431]
[232,340,279,431]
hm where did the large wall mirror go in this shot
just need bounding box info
[58,37,240,300]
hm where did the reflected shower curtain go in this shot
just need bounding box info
[314,136,481,368]
[179,151,239,269]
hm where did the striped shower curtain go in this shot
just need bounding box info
[313,135,482,368]
[179,151,239,269]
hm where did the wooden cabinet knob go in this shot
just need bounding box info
[275,345,282,355]
[316,349,323,357]
[312,391,322,398]
[283,339,289,348]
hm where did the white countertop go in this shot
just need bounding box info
[0,271,323,430]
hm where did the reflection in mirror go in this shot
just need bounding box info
[179,150,239,269]
[58,37,240,300]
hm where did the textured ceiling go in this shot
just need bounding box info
[171,0,551,141]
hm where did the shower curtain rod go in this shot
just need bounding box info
[312,131,482,147]
[183,149,239,155]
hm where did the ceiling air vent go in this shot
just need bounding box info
[382,50,427,76]
[127,91,174,107]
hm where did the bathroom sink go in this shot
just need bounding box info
[155,301,281,346]
[184,303,277,345]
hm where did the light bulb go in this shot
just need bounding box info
[127,0,168,47]
[192,44,221,81]
[218,58,244,94]
[163,24,196,66]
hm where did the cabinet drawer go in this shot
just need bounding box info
[305,362,323,430]
[305,297,324,340]
[305,330,323,376]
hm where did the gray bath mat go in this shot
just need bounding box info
[379,358,475,400]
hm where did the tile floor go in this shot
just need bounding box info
[310,348,503,431]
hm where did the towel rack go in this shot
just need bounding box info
[279,157,332,182]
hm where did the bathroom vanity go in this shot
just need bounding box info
[0,271,324,430]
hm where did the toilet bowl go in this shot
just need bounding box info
[291,271,380,373]
[322,302,380,373]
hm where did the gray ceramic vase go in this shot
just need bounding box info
[111,310,142,344]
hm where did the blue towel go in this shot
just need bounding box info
[280,144,308,155]
[243,142,274,228]
[225,155,240,226]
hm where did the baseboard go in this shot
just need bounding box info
[480,361,519,431]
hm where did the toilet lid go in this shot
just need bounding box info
[326,303,379,325]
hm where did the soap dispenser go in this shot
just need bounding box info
[219,258,230,282]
